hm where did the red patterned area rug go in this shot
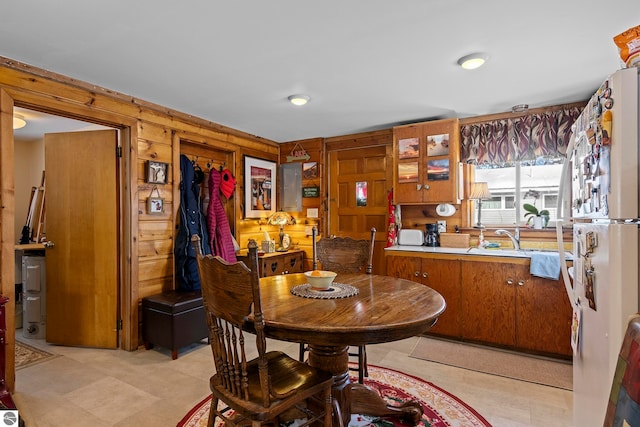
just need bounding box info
[177,364,491,427]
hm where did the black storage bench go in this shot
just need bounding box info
[142,290,208,360]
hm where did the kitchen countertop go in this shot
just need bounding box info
[385,245,573,260]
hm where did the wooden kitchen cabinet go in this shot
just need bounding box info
[460,261,516,346]
[393,118,462,205]
[386,254,461,337]
[516,269,573,356]
[460,259,572,357]
[386,250,572,358]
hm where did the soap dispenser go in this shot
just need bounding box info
[477,229,486,248]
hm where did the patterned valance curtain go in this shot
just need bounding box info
[460,106,583,164]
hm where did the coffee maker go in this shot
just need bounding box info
[424,223,440,247]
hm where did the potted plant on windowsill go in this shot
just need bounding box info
[524,203,549,229]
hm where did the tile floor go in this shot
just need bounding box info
[12,335,572,426]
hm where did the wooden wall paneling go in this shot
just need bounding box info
[136,122,174,318]
[400,204,462,235]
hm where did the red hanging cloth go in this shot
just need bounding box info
[386,190,397,248]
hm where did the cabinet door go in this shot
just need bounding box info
[393,125,424,204]
[422,258,461,337]
[461,260,515,346]
[420,118,461,204]
[386,255,422,281]
[387,255,461,338]
[284,251,304,274]
[516,270,572,357]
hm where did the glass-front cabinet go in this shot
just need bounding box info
[393,118,462,205]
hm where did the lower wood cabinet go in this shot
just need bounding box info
[386,255,461,338]
[460,261,515,346]
[460,259,572,357]
[387,252,572,358]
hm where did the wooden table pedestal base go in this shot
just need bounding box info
[308,344,423,426]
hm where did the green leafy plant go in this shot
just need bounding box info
[523,203,549,228]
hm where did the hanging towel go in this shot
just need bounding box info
[207,168,237,263]
[530,252,561,280]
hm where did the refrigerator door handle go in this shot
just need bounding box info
[556,137,577,307]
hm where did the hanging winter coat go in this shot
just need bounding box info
[207,168,237,263]
[175,154,211,291]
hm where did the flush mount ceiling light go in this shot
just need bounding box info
[512,104,529,113]
[457,53,489,70]
[288,94,310,106]
[13,114,26,130]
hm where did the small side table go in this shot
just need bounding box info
[237,249,304,277]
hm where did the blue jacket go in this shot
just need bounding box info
[175,154,211,291]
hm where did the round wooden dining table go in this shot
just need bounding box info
[256,272,446,426]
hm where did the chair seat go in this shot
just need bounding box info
[211,351,334,420]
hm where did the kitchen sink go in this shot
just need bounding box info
[466,248,529,257]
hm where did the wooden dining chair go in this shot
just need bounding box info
[192,235,335,427]
[299,227,376,384]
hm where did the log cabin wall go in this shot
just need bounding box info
[0,56,278,388]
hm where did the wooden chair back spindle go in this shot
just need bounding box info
[192,235,335,427]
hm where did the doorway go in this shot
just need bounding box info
[327,144,393,275]
[14,107,122,349]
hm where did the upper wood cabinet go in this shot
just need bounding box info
[392,118,462,205]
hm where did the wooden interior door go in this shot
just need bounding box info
[45,130,119,348]
[328,145,392,274]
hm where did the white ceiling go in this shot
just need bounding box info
[3,1,639,143]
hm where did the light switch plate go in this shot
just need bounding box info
[437,220,447,233]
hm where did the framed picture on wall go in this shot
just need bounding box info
[146,161,169,184]
[398,137,419,159]
[244,155,277,219]
[426,133,450,156]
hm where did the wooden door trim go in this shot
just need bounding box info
[5,89,138,352]
[0,89,17,391]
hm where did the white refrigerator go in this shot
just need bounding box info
[557,66,640,426]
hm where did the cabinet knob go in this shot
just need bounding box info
[518,280,525,286]
[414,271,420,277]
[422,272,428,278]
[506,278,514,285]
[416,184,422,191]
[423,184,430,190]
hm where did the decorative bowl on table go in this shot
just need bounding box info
[304,270,337,290]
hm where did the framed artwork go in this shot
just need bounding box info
[398,137,419,159]
[356,181,367,206]
[397,162,419,183]
[303,161,318,179]
[426,133,450,156]
[427,159,450,181]
[244,155,276,218]
[146,161,169,184]
[146,186,164,215]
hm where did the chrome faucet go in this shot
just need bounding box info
[495,227,520,250]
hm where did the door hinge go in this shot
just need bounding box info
[116,319,123,330]
[116,146,122,158]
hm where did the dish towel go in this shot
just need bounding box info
[530,252,561,280]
